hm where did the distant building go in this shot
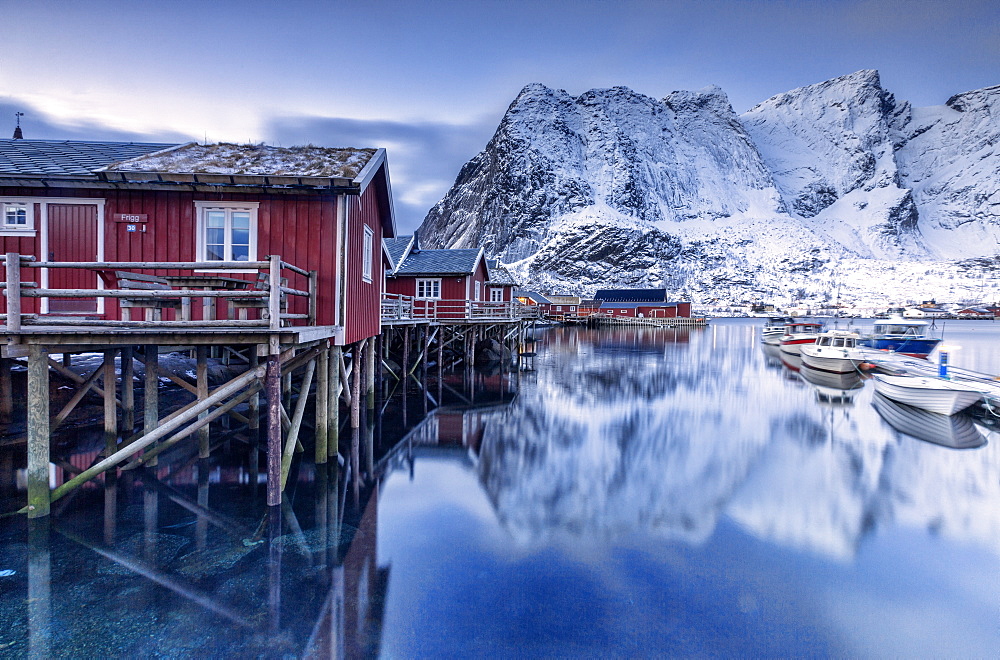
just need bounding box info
[594,288,692,318]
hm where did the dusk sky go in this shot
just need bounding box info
[1,0,997,233]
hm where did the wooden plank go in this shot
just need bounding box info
[6,252,22,333]
[315,347,329,464]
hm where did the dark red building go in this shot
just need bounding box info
[0,140,395,345]
[594,288,692,318]
[384,233,489,319]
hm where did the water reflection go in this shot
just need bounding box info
[5,321,1000,656]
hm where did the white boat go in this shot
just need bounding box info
[871,392,985,449]
[872,374,984,415]
[800,330,866,374]
[761,316,795,346]
[778,321,824,356]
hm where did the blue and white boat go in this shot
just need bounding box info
[858,315,941,358]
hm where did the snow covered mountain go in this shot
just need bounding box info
[418,71,1000,308]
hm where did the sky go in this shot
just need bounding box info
[0,0,997,234]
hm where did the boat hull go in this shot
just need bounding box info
[873,375,983,415]
[858,337,940,359]
[800,346,863,374]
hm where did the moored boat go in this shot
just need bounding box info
[761,316,796,346]
[858,316,941,358]
[778,322,824,356]
[872,374,984,415]
[799,366,866,404]
[800,330,865,374]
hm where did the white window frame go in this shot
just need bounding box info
[475,280,481,301]
[490,287,504,302]
[416,278,441,299]
[195,201,259,272]
[362,225,373,283]
[0,199,36,236]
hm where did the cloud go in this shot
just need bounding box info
[0,96,192,144]
[265,114,498,234]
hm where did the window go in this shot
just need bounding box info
[1,200,34,235]
[196,201,258,265]
[362,226,373,283]
[475,280,481,301]
[416,278,441,299]
[490,288,504,302]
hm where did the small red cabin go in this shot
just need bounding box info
[0,140,396,345]
[384,234,489,319]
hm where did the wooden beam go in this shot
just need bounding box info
[103,349,117,454]
[281,358,315,491]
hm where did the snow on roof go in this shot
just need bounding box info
[101,142,378,179]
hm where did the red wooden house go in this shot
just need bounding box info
[484,258,518,303]
[594,289,692,318]
[384,233,489,319]
[0,140,395,345]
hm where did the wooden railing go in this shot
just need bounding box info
[1,253,317,332]
[381,293,524,322]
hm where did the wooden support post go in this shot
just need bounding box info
[437,327,444,404]
[103,349,117,455]
[402,327,410,391]
[5,252,21,334]
[197,461,209,550]
[329,345,340,457]
[27,346,50,518]
[0,357,12,424]
[249,349,260,430]
[122,347,135,433]
[266,338,282,507]
[365,336,375,410]
[143,345,159,466]
[315,346,329,464]
[197,346,210,459]
[103,471,117,546]
[422,326,430,414]
[62,352,72,369]
[351,341,363,429]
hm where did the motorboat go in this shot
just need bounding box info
[778,322,824,356]
[858,315,941,358]
[800,330,866,374]
[799,366,866,405]
[761,316,796,346]
[872,374,984,415]
[871,392,986,449]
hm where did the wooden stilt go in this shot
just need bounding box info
[266,338,282,507]
[103,349,118,454]
[122,347,135,433]
[143,345,159,466]
[315,346,329,464]
[197,346,210,459]
[365,337,375,410]
[27,346,50,518]
[249,349,260,431]
[422,326,430,414]
[351,341,363,429]
[438,327,444,403]
[329,346,340,457]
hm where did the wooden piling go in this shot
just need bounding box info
[329,345,340,457]
[351,341,363,429]
[197,346,210,459]
[103,349,118,454]
[121,347,135,433]
[27,345,50,518]
[143,345,159,466]
[27,519,51,658]
[365,337,375,410]
[315,345,329,463]
[266,339,282,507]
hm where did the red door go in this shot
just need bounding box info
[47,204,99,313]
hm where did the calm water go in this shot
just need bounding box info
[2,318,1000,657]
